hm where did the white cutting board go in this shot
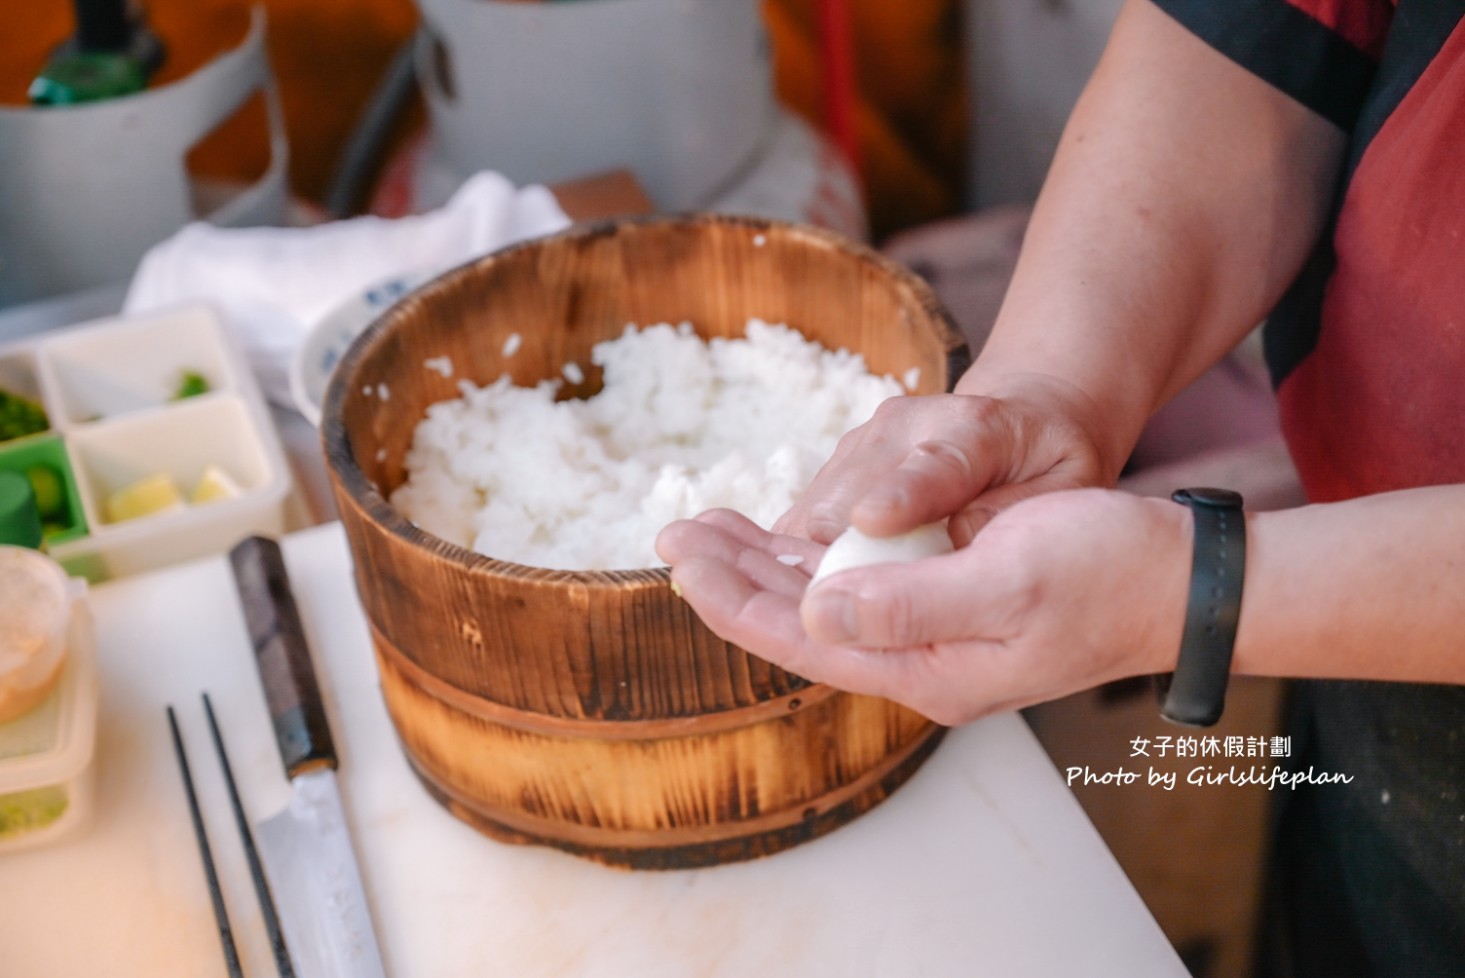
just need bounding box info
[0,522,1188,977]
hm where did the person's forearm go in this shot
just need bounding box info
[1234,485,1465,685]
[957,0,1346,478]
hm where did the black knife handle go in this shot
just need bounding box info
[229,536,337,778]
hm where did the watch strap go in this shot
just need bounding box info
[1157,487,1246,727]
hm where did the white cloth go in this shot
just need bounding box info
[123,172,571,407]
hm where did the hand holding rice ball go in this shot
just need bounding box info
[660,489,1194,728]
[656,359,1150,728]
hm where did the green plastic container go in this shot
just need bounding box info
[0,435,88,548]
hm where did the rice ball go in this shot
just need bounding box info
[810,523,954,584]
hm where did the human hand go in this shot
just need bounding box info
[657,489,1191,726]
[774,374,1113,548]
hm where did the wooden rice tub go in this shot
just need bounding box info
[321,215,970,868]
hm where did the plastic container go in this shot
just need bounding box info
[40,306,244,425]
[0,550,97,853]
[0,348,51,443]
[0,8,286,307]
[0,435,89,549]
[61,395,284,576]
[414,0,773,212]
[0,547,72,723]
[0,304,291,581]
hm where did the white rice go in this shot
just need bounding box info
[390,319,904,570]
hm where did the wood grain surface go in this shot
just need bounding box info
[322,215,968,867]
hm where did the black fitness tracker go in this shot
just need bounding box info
[1156,487,1247,727]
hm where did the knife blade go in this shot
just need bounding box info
[229,535,388,978]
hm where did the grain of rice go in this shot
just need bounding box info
[502,333,522,357]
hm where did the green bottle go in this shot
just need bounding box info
[29,0,163,106]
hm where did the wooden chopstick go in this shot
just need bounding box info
[166,705,244,978]
[201,692,297,978]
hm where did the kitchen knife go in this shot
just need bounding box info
[229,535,388,978]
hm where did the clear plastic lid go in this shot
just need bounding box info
[0,546,73,724]
[0,576,96,793]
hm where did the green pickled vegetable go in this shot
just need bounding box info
[0,785,68,839]
[0,387,49,443]
[172,370,211,401]
[26,464,65,521]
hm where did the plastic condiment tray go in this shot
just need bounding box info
[0,304,291,580]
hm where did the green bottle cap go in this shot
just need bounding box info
[0,470,44,549]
